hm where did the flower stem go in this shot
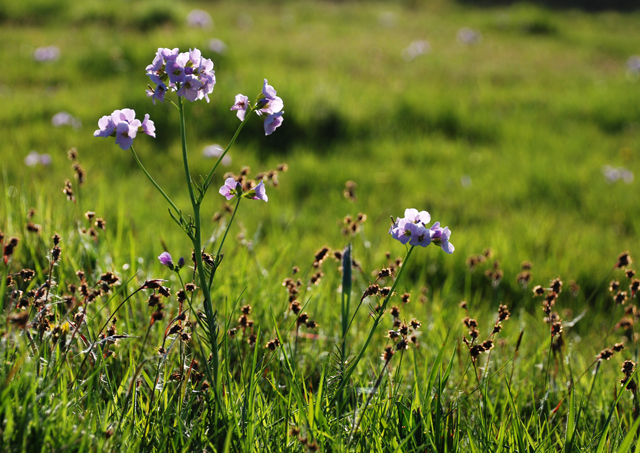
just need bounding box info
[129,146,181,216]
[177,97,219,388]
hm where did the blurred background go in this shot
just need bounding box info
[1,0,639,305]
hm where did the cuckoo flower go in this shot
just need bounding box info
[231,94,250,121]
[94,109,155,150]
[404,208,431,225]
[430,222,455,254]
[257,79,284,115]
[219,177,241,200]
[158,251,174,269]
[264,111,284,136]
[249,180,268,202]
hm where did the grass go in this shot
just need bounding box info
[2,0,640,451]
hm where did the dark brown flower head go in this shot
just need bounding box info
[551,321,563,337]
[357,212,367,223]
[297,312,310,326]
[617,317,634,330]
[482,340,494,351]
[483,248,494,259]
[306,320,318,329]
[289,300,302,314]
[521,261,532,270]
[238,314,250,328]
[142,279,163,289]
[392,318,401,328]
[492,323,503,334]
[20,269,35,281]
[459,301,468,310]
[277,163,288,172]
[168,324,182,336]
[395,339,409,351]
[387,329,400,339]
[390,306,401,318]
[310,271,324,285]
[363,284,380,298]
[177,290,187,302]
[498,304,511,321]
[151,310,164,322]
[626,269,636,279]
[466,255,479,271]
[516,271,531,288]
[241,304,252,315]
[227,327,238,338]
[380,286,392,297]
[265,337,281,351]
[63,180,75,202]
[95,218,106,230]
[378,268,392,279]
[410,318,421,329]
[615,291,628,305]
[26,222,42,233]
[401,292,410,304]
[67,147,78,161]
[616,252,632,269]
[100,272,119,285]
[545,291,557,305]
[462,317,478,329]
[158,286,171,298]
[73,162,86,185]
[610,280,620,293]
[631,279,640,295]
[469,344,485,361]
[550,278,563,294]
[533,285,545,296]
[185,283,197,292]
[613,342,625,352]
[598,348,615,361]
[291,265,300,274]
[147,294,161,307]
[398,323,409,336]
[314,246,330,264]
[344,180,357,202]
[622,360,636,377]
[381,346,395,361]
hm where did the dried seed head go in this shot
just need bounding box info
[158,286,171,298]
[227,327,237,338]
[482,340,494,351]
[410,318,421,329]
[177,290,187,302]
[626,269,636,279]
[462,317,478,329]
[631,279,640,294]
[615,291,628,305]
[344,180,357,202]
[390,306,401,318]
[551,321,563,337]
[459,301,468,310]
[289,300,302,314]
[533,285,545,296]
[401,292,410,304]
[20,269,35,281]
[597,348,614,360]
[363,284,380,298]
[185,283,197,292]
[613,342,625,352]
[292,266,300,274]
[380,286,392,297]
[241,304,252,315]
[314,246,330,264]
[95,218,106,230]
[610,280,620,292]
[550,278,563,294]
[521,261,532,270]
[387,329,400,339]
[63,180,75,202]
[616,252,632,269]
[381,346,394,361]
[306,320,318,329]
[516,271,531,288]
[67,148,78,161]
[622,360,636,377]
[498,304,511,321]
[378,268,392,279]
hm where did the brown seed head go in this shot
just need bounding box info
[626,269,636,279]
[533,285,545,296]
[610,280,620,292]
[616,252,632,269]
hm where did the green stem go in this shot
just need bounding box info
[330,245,415,408]
[129,146,180,216]
[177,97,219,388]
[203,110,254,191]
[209,197,241,290]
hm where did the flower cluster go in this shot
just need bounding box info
[145,48,216,104]
[231,79,284,135]
[94,109,155,150]
[219,178,268,202]
[389,208,454,253]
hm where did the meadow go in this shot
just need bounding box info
[1,0,640,451]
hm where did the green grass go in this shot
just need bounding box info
[2,0,640,451]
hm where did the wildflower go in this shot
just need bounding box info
[158,252,173,269]
[429,222,455,254]
[264,111,284,136]
[186,9,212,29]
[404,208,431,225]
[231,94,250,121]
[249,180,268,202]
[257,79,284,115]
[616,252,632,268]
[94,109,155,150]
[219,177,241,200]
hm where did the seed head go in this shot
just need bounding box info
[616,252,632,269]
[533,285,545,296]
[610,280,620,292]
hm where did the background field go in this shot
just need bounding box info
[2,0,640,450]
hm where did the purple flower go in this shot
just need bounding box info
[177,257,185,268]
[409,224,431,247]
[95,109,154,150]
[257,79,284,115]
[141,114,155,138]
[251,180,268,202]
[264,111,284,136]
[158,252,174,269]
[219,177,240,200]
[389,218,414,245]
[430,222,455,254]
[404,208,430,225]
[33,46,60,62]
[187,9,213,29]
[146,47,215,104]
[231,94,249,121]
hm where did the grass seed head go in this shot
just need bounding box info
[616,252,632,268]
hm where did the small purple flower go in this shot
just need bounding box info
[95,109,153,150]
[158,251,174,269]
[251,180,268,202]
[94,115,116,138]
[257,79,284,116]
[430,222,455,254]
[146,74,167,105]
[187,9,213,29]
[231,94,249,121]
[389,218,414,245]
[141,114,155,138]
[409,224,431,247]
[264,111,284,136]
[219,177,240,200]
[404,208,430,225]
[33,46,60,62]
[177,257,185,268]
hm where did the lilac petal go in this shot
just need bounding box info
[115,122,134,150]
[120,108,136,123]
[231,94,249,121]
[262,79,277,99]
[94,115,115,137]
[252,180,268,202]
[141,114,156,137]
[219,177,237,200]
[158,251,173,267]
[264,111,284,135]
[404,208,430,225]
[409,225,432,247]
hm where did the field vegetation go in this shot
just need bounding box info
[1,0,640,451]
